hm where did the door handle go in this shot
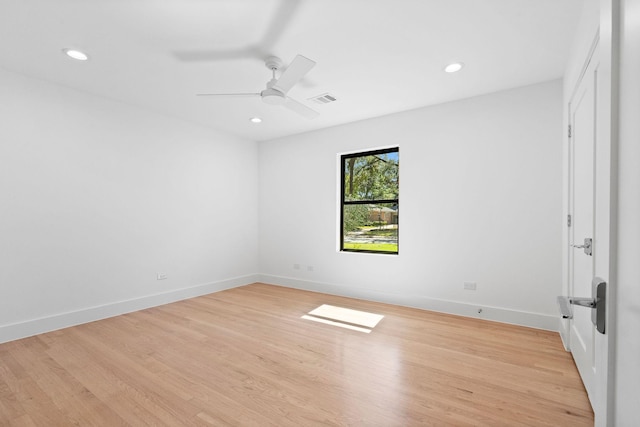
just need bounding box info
[571,237,592,256]
[556,277,606,334]
[568,297,596,308]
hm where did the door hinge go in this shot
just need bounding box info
[568,124,572,138]
[567,214,572,227]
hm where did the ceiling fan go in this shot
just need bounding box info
[197,54,319,119]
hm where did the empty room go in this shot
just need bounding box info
[1,0,638,425]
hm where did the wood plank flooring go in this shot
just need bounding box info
[0,283,593,426]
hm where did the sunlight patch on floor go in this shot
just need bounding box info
[301,304,384,333]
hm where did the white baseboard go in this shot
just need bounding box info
[0,274,259,344]
[558,318,571,351]
[1,273,561,344]
[258,274,561,332]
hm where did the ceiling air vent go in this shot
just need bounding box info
[309,93,337,105]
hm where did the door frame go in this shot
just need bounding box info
[594,1,618,426]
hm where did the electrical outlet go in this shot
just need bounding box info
[464,281,477,291]
[293,264,301,270]
[307,265,314,272]
[157,273,168,280]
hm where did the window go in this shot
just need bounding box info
[340,147,399,254]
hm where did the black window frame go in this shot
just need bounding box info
[340,147,399,255]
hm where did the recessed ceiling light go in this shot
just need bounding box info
[444,62,464,73]
[62,48,89,61]
[250,117,262,123]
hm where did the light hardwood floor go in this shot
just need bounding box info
[0,283,593,426]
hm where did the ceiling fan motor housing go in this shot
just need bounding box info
[261,87,286,105]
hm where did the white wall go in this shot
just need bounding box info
[615,0,640,423]
[0,68,259,342]
[258,80,563,330]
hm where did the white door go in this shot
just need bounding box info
[568,48,598,405]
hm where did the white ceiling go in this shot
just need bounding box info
[0,0,583,142]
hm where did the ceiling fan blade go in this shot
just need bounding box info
[273,55,316,94]
[196,93,260,97]
[283,97,319,119]
[174,47,256,62]
[261,0,301,52]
